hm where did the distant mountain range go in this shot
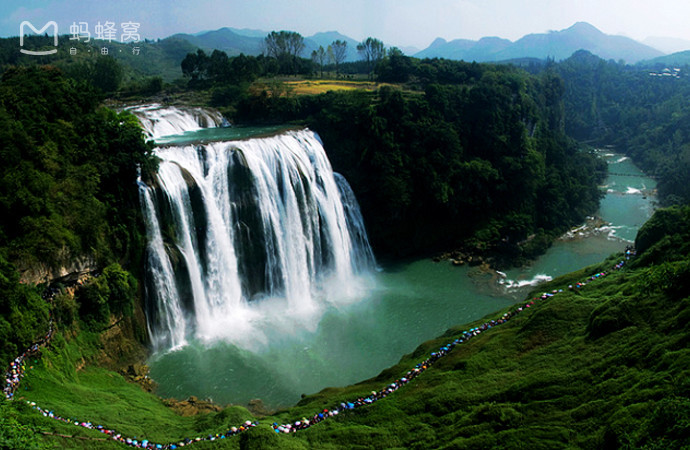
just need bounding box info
[641,50,690,67]
[414,22,663,64]
[166,28,361,61]
[164,22,689,66]
[169,28,263,56]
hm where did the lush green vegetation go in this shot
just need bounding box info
[0,66,155,268]
[0,253,49,373]
[2,30,690,450]
[555,50,690,205]
[2,206,687,449]
[0,34,196,89]
[13,329,252,449]
[219,60,605,259]
[0,66,155,368]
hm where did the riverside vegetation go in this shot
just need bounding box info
[0,66,155,382]
[1,33,690,448]
[3,206,690,449]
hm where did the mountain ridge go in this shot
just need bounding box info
[640,49,690,67]
[415,22,663,64]
[162,22,662,65]
[164,28,362,61]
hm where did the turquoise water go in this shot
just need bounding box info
[502,152,656,284]
[149,136,656,409]
[154,125,295,146]
[149,261,514,407]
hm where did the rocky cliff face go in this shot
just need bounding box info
[18,254,97,286]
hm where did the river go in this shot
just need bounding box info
[501,152,656,284]
[147,129,656,409]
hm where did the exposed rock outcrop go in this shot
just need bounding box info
[163,396,223,416]
[18,254,97,286]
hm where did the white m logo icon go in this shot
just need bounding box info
[20,21,59,55]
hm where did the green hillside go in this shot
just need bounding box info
[1,38,690,450]
[640,50,690,68]
[0,34,197,82]
[2,206,689,449]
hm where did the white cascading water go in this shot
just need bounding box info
[139,123,375,351]
[138,178,188,350]
[128,103,226,139]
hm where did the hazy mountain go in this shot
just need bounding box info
[164,28,365,61]
[498,22,663,62]
[168,27,263,56]
[640,50,690,67]
[227,27,270,39]
[415,36,512,61]
[304,31,360,61]
[399,46,420,56]
[643,36,690,54]
[415,37,475,59]
[416,22,663,64]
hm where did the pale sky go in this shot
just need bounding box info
[3,0,690,50]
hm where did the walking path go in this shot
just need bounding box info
[3,250,635,448]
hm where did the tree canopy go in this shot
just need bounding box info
[264,30,306,75]
[331,40,348,76]
[554,50,690,205]
[230,59,604,259]
[357,37,386,76]
[0,65,154,366]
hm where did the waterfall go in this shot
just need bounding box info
[140,128,375,350]
[334,173,377,271]
[128,104,226,139]
[138,178,188,350]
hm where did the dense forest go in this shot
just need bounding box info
[182,50,606,258]
[0,67,154,368]
[176,45,690,209]
[2,28,690,449]
[555,50,690,205]
[299,74,603,259]
[3,205,689,449]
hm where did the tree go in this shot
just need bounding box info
[92,56,122,93]
[357,37,386,78]
[142,76,163,95]
[181,49,210,86]
[331,40,348,77]
[377,47,414,83]
[230,53,261,83]
[311,45,327,78]
[207,49,231,82]
[263,31,305,75]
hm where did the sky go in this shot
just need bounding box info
[4,0,690,51]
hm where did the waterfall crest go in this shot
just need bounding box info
[140,128,375,351]
[129,103,226,139]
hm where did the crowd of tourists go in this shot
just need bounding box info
[272,253,633,433]
[3,319,54,400]
[2,252,633,447]
[271,301,533,434]
[28,401,257,449]
[3,284,72,399]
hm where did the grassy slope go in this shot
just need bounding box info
[278,255,690,450]
[12,331,251,449]
[8,252,689,449]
